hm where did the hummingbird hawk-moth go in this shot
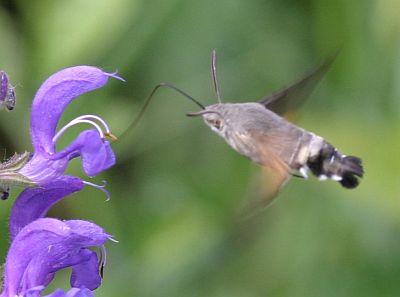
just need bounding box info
[186,50,363,193]
[128,50,363,202]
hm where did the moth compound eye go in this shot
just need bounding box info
[208,119,222,129]
[214,119,221,129]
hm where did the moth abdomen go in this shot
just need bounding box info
[306,142,364,188]
[336,156,363,188]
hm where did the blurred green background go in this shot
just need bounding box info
[0,0,399,296]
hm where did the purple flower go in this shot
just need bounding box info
[0,218,112,297]
[0,66,122,202]
[19,66,121,185]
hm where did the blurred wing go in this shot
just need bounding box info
[239,166,290,220]
[258,52,338,117]
[239,131,291,216]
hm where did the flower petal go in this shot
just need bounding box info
[1,218,109,297]
[50,130,116,177]
[9,176,84,240]
[30,66,113,154]
[70,250,102,290]
[24,249,97,290]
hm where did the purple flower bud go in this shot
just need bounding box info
[0,71,9,99]
[0,71,16,111]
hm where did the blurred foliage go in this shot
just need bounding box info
[0,0,399,296]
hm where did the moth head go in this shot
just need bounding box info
[187,108,226,134]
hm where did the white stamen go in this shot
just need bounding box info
[100,245,107,264]
[71,114,112,134]
[83,180,110,201]
[106,71,126,82]
[108,236,119,243]
[53,118,104,144]
[97,245,108,278]
[299,167,309,179]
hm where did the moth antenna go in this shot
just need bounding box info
[117,82,205,141]
[158,83,205,110]
[211,49,223,103]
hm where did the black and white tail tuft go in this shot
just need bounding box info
[306,142,364,188]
